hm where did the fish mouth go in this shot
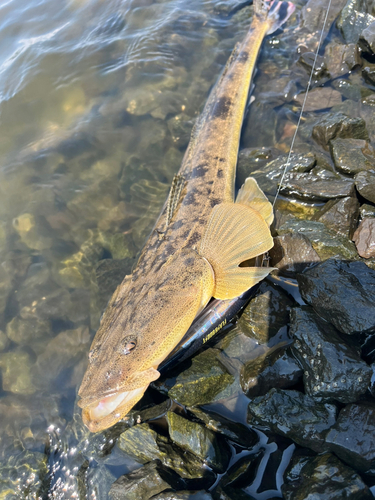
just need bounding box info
[78,386,147,433]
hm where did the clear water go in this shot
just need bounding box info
[0,0,316,497]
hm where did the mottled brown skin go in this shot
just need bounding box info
[78,11,275,432]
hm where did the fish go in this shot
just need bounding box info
[78,0,296,433]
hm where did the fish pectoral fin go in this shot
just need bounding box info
[236,177,274,226]
[198,202,275,300]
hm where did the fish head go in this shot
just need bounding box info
[78,248,214,432]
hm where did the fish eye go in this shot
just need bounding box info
[118,335,137,355]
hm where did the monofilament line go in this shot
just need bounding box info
[273,0,334,207]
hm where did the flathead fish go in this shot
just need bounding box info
[78,0,295,432]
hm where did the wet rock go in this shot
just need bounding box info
[337,0,375,44]
[108,460,183,500]
[220,451,264,490]
[152,492,213,500]
[331,77,362,101]
[167,348,235,407]
[298,53,329,82]
[188,407,258,449]
[6,316,51,346]
[324,43,360,79]
[269,233,321,277]
[294,87,341,112]
[12,213,53,250]
[360,203,375,218]
[354,170,375,203]
[241,349,303,398]
[282,452,373,500]
[353,218,375,258]
[0,350,36,395]
[290,307,371,402]
[277,219,358,260]
[117,423,216,483]
[330,138,375,175]
[312,196,360,238]
[362,64,375,86]
[300,0,346,45]
[167,113,195,149]
[236,147,276,187]
[297,259,375,334]
[280,168,355,202]
[325,402,375,473]
[312,112,369,149]
[247,388,337,452]
[166,411,230,473]
[359,20,375,55]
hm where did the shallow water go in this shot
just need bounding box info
[0,0,340,497]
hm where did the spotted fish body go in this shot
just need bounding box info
[78,0,295,432]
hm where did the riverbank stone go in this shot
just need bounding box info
[337,0,375,44]
[312,196,359,238]
[247,388,337,452]
[269,233,320,276]
[152,492,213,500]
[297,259,375,334]
[282,452,373,500]
[359,20,375,55]
[353,218,375,258]
[330,138,375,175]
[290,307,371,402]
[354,170,375,204]
[325,402,375,473]
[312,112,368,149]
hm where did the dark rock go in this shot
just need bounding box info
[324,43,360,79]
[353,218,375,258]
[151,492,213,500]
[337,0,375,44]
[362,64,375,86]
[312,112,369,149]
[269,233,321,276]
[297,259,375,334]
[360,203,375,218]
[290,307,371,402]
[108,460,183,500]
[294,88,341,111]
[212,486,256,500]
[331,78,362,101]
[247,388,337,452]
[359,20,375,55]
[354,170,375,203]
[166,411,231,473]
[188,407,259,449]
[220,451,264,489]
[277,219,358,260]
[312,196,360,238]
[300,0,348,45]
[330,138,375,175]
[298,53,329,82]
[325,402,375,473]
[282,452,373,500]
[241,348,303,398]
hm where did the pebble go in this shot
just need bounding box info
[353,218,375,258]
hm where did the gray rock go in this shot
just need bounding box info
[290,307,371,403]
[269,233,321,276]
[324,43,360,79]
[353,218,375,258]
[297,259,375,334]
[330,138,375,175]
[337,0,375,44]
[312,196,360,238]
[354,170,375,204]
[325,402,375,473]
[362,64,375,86]
[282,452,373,500]
[360,203,375,218]
[312,112,369,149]
[298,53,329,82]
[247,388,337,452]
[359,20,375,55]
[294,88,342,112]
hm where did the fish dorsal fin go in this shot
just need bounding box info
[236,177,274,226]
[166,174,185,227]
[198,202,275,299]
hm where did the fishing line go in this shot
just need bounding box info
[272,0,334,207]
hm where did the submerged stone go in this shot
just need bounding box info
[312,196,359,238]
[294,88,341,112]
[360,203,375,218]
[353,218,375,258]
[290,307,371,402]
[325,402,375,473]
[269,233,321,277]
[108,460,183,500]
[297,259,375,334]
[220,451,264,490]
[247,388,337,452]
[324,42,360,79]
[354,170,375,204]
[0,350,36,395]
[166,411,230,473]
[359,21,375,55]
[6,316,51,346]
[330,138,375,175]
[312,112,368,149]
[282,452,372,500]
[337,0,375,43]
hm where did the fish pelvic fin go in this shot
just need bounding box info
[198,202,275,300]
[236,177,274,227]
[254,0,296,35]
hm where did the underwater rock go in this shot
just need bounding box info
[325,402,375,473]
[354,170,375,204]
[297,259,375,334]
[298,53,329,82]
[312,112,368,149]
[219,451,264,490]
[108,460,183,500]
[353,218,375,258]
[359,21,375,55]
[362,63,375,86]
[282,452,372,500]
[330,138,375,175]
[247,388,337,452]
[0,264,12,326]
[188,407,258,449]
[241,349,303,398]
[269,233,321,276]
[312,196,360,239]
[0,330,9,352]
[277,219,358,261]
[300,0,346,45]
[6,316,51,347]
[167,348,236,407]
[294,88,341,112]
[290,307,371,403]
[166,411,230,473]
[236,147,276,188]
[337,0,375,44]
[324,43,360,79]
[0,350,36,395]
[12,213,53,251]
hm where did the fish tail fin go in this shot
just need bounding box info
[254,0,295,34]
